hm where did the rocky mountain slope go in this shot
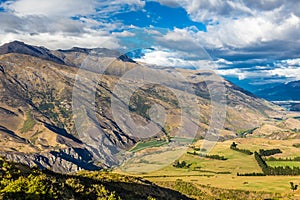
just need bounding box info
[0,41,282,173]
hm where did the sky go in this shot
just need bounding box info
[0,0,300,91]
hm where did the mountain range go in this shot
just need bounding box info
[0,41,286,173]
[255,80,300,101]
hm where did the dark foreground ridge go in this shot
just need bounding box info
[0,157,192,200]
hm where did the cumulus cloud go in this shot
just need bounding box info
[152,0,300,62]
[1,0,145,18]
[215,58,233,65]
[216,57,300,82]
[0,12,121,49]
[134,48,217,69]
[155,0,253,22]
[0,0,146,49]
[112,30,136,37]
[155,27,205,52]
[216,68,248,80]
[0,31,120,50]
[0,13,86,34]
[95,0,145,17]
[284,58,300,66]
[268,67,300,80]
[268,59,300,80]
[155,0,300,22]
[216,67,267,81]
[2,0,97,17]
[154,10,300,53]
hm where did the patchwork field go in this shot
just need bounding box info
[117,137,300,198]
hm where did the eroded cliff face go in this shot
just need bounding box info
[0,41,280,173]
[0,147,101,173]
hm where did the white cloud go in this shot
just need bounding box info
[155,0,300,22]
[144,29,162,35]
[217,68,247,80]
[215,58,233,65]
[0,0,147,49]
[153,0,300,53]
[147,11,300,66]
[152,0,180,8]
[2,0,98,17]
[284,58,300,66]
[134,48,218,70]
[216,57,300,82]
[0,31,120,50]
[216,67,276,80]
[0,11,121,49]
[89,0,145,18]
[135,49,191,67]
[268,58,300,80]
[112,30,135,37]
[268,67,300,80]
[2,0,145,18]
[155,0,253,22]
[154,27,222,54]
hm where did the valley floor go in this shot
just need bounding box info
[116,138,300,199]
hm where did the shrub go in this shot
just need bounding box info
[293,143,300,148]
[237,172,266,176]
[173,160,191,168]
[187,152,227,160]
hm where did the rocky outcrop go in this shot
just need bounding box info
[0,147,101,173]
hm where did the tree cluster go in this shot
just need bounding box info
[187,151,227,160]
[265,156,300,161]
[254,152,300,175]
[230,142,253,155]
[259,148,282,156]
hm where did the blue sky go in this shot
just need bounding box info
[0,0,300,91]
[112,2,206,31]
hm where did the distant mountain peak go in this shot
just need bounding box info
[58,46,92,53]
[256,80,300,101]
[0,41,135,65]
[0,40,66,64]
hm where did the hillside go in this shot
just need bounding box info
[0,157,192,200]
[0,41,282,173]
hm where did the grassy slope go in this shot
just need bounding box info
[19,110,36,133]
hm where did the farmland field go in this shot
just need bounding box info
[117,137,300,198]
[267,161,300,168]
